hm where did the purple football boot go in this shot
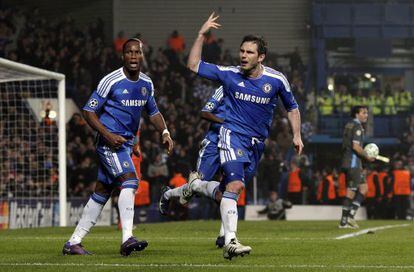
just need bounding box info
[120,237,148,256]
[62,242,92,255]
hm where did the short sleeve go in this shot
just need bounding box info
[145,85,160,117]
[197,61,234,83]
[202,86,224,113]
[277,74,298,112]
[352,124,363,144]
[83,90,108,112]
[83,72,120,112]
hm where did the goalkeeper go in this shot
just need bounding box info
[339,105,375,229]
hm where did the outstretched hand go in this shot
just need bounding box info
[198,12,221,35]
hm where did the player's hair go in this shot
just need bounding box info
[351,105,368,118]
[122,38,142,54]
[240,35,267,56]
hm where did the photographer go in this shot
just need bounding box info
[258,191,292,220]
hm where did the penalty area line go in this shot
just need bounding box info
[2,263,414,270]
[335,223,410,240]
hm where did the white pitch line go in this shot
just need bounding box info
[335,223,410,240]
[0,236,331,241]
[1,263,414,270]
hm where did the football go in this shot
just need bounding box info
[364,143,379,158]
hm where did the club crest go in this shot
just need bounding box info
[141,87,147,96]
[262,83,272,93]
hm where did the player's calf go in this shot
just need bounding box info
[159,186,171,215]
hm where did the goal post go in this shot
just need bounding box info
[0,58,67,227]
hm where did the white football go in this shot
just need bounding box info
[364,143,379,158]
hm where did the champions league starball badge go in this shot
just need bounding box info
[237,149,244,157]
[123,161,130,168]
[141,87,147,96]
[205,102,215,111]
[262,83,272,93]
[88,98,98,108]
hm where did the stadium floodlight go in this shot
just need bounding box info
[0,58,67,227]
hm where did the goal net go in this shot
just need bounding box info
[0,58,66,228]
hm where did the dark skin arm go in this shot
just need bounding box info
[82,110,127,149]
[132,137,141,157]
[149,112,174,155]
[201,111,224,124]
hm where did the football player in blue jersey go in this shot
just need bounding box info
[159,86,226,246]
[63,38,174,256]
[186,13,303,260]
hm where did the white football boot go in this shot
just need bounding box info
[179,171,200,205]
[223,238,252,260]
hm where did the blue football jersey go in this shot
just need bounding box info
[83,68,159,145]
[197,61,298,140]
[201,86,226,143]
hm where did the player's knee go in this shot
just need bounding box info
[91,192,111,205]
[214,190,223,202]
[226,181,244,194]
[94,181,113,196]
[117,173,139,190]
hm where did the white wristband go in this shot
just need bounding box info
[162,129,170,136]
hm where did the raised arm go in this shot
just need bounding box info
[287,108,304,155]
[187,12,221,72]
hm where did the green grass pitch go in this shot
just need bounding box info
[0,220,413,272]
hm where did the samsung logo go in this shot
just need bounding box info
[121,100,147,106]
[235,92,270,104]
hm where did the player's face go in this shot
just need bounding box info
[123,41,143,72]
[239,42,265,72]
[356,108,369,123]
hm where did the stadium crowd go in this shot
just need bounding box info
[1,7,413,220]
[317,85,412,116]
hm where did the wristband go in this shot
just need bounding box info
[162,129,170,136]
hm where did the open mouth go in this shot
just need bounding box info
[240,60,248,66]
[129,61,138,68]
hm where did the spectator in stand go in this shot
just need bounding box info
[113,30,128,53]
[257,152,280,200]
[147,153,169,202]
[167,167,188,221]
[391,160,411,219]
[258,191,292,220]
[202,31,221,63]
[316,168,337,205]
[167,30,185,54]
